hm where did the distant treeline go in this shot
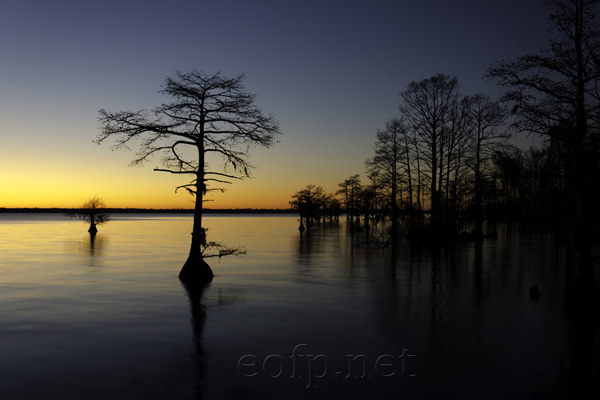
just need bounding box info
[290,73,592,241]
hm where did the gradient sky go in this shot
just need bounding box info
[0,0,551,209]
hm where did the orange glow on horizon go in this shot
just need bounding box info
[0,151,303,209]
[0,128,358,211]
[1,177,297,210]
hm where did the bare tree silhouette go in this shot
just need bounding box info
[400,74,460,226]
[67,196,110,234]
[97,70,281,283]
[464,93,508,239]
[365,118,407,233]
[290,184,326,231]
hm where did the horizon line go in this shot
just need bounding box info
[0,207,296,213]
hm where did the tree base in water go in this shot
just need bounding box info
[179,256,214,284]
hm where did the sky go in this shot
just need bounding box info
[0,0,552,209]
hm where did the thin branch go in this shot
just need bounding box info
[154,168,197,174]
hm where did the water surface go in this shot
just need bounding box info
[0,214,597,399]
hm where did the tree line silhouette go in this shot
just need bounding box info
[291,0,600,257]
[291,123,583,239]
[291,75,513,241]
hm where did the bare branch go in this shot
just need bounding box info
[201,241,246,258]
[154,168,197,174]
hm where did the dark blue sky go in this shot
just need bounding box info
[0,0,551,208]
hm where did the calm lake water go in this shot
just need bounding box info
[0,213,598,399]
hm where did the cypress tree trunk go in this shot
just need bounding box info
[473,135,484,241]
[180,160,214,283]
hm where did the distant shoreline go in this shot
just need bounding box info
[0,207,295,214]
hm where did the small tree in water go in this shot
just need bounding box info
[290,184,326,231]
[97,70,281,284]
[69,196,110,234]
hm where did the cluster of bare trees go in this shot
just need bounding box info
[289,184,342,230]
[292,74,510,238]
[289,174,375,232]
[365,75,509,238]
[492,145,568,224]
[293,0,600,257]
